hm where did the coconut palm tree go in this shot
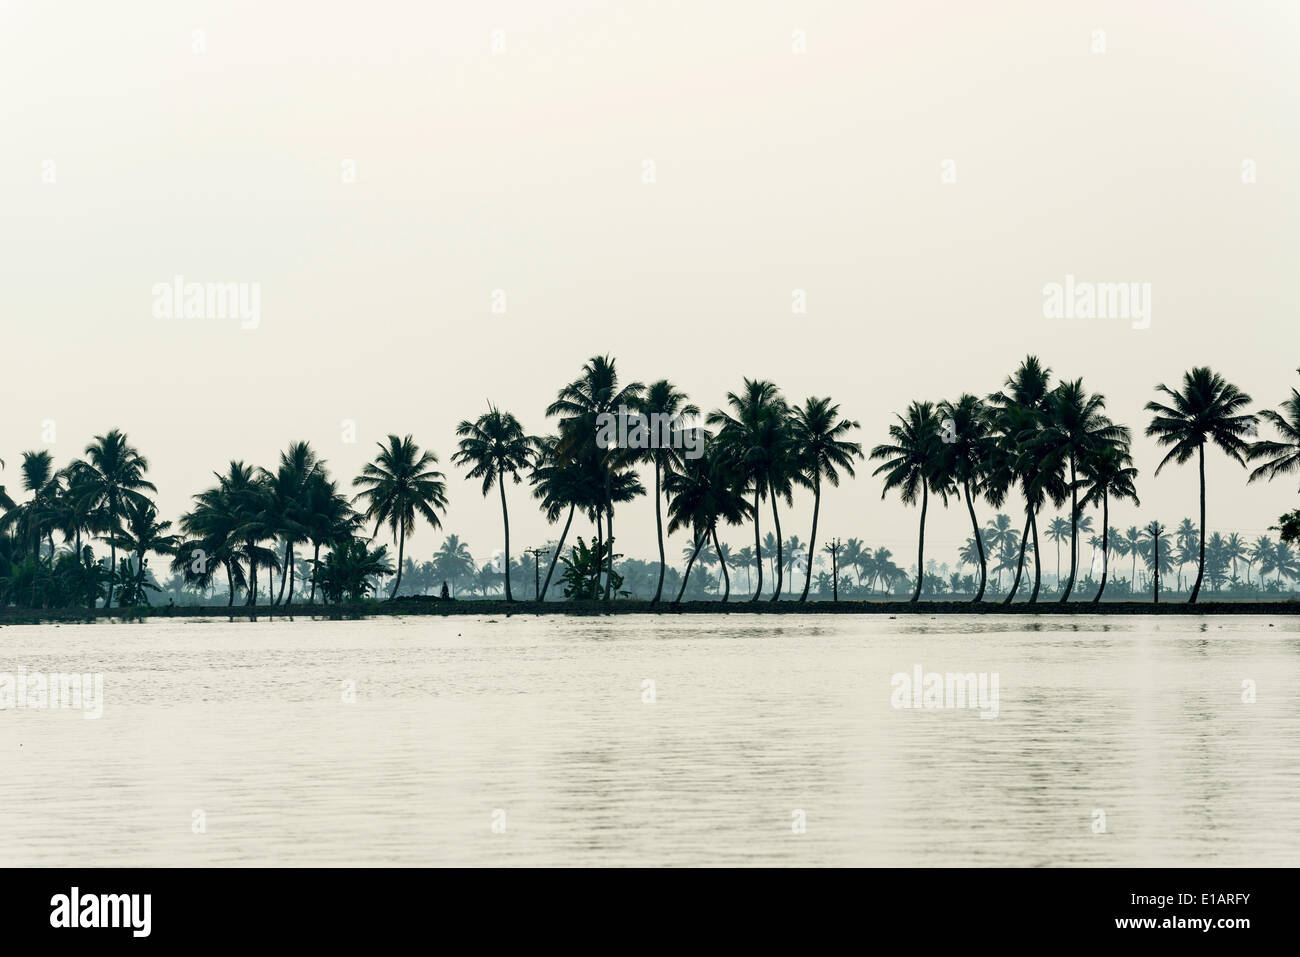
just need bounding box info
[936,394,993,602]
[1077,441,1139,602]
[110,497,180,605]
[1251,535,1277,588]
[1248,370,1300,487]
[302,471,358,603]
[546,355,645,601]
[353,435,448,600]
[734,544,756,595]
[1144,520,1169,602]
[632,379,699,604]
[529,435,594,601]
[789,396,862,602]
[708,379,791,602]
[452,407,535,602]
[987,355,1063,603]
[1034,380,1126,602]
[664,447,753,603]
[432,534,476,596]
[1119,525,1144,594]
[1045,516,1071,589]
[1145,368,1256,603]
[871,401,948,602]
[73,430,156,608]
[261,441,321,606]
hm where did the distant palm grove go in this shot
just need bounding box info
[5,354,1300,612]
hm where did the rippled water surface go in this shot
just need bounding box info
[1,613,1298,866]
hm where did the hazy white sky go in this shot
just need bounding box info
[3,0,1299,569]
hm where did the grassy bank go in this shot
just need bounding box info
[3,597,1300,625]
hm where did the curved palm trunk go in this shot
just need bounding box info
[389,530,405,599]
[674,529,707,603]
[711,526,730,601]
[651,460,666,604]
[225,560,236,606]
[769,496,784,602]
[1028,508,1041,603]
[1004,514,1031,605]
[603,503,615,602]
[1060,455,1078,602]
[246,541,257,606]
[540,503,575,601]
[800,477,820,602]
[310,542,320,604]
[750,488,763,601]
[964,478,987,602]
[498,468,513,601]
[594,508,603,599]
[1188,445,1206,604]
[277,541,291,605]
[1093,493,1111,603]
[912,480,929,603]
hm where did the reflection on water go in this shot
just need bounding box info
[1,614,1298,866]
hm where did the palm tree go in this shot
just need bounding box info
[734,544,756,595]
[74,430,156,608]
[664,447,752,603]
[1035,380,1126,601]
[452,407,534,602]
[789,396,862,602]
[302,471,357,603]
[987,355,1063,603]
[546,355,645,601]
[353,435,448,600]
[1077,441,1139,602]
[110,497,179,605]
[1145,368,1256,603]
[632,379,699,604]
[1174,518,1198,590]
[529,435,593,601]
[936,394,992,602]
[1045,517,1071,588]
[262,441,321,606]
[708,379,791,602]
[982,513,1015,589]
[1223,532,1247,589]
[1144,520,1169,602]
[1248,369,1300,486]
[1120,525,1144,594]
[432,534,475,596]
[871,401,947,602]
[1251,535,1277,589]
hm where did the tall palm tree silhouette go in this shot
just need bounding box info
[709,379,790,602]
[73,430,156,608]
[1077,442,1139,602]
[634,379,699,605]
[789,396,862,602]
[872,401,947,603]
[936,394,993,602]
[354,434,448,600]
[547,355,644,601]
[453,407,534,602]
[1035,380,1125,602]
[1145,367,1255,602]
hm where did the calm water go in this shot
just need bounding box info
[1,613,1298,867]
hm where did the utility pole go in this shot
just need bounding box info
[824,537,842,602]
[525,547,550,601]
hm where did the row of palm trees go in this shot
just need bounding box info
[5,355,1300,609]
[873,359,1300,605]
